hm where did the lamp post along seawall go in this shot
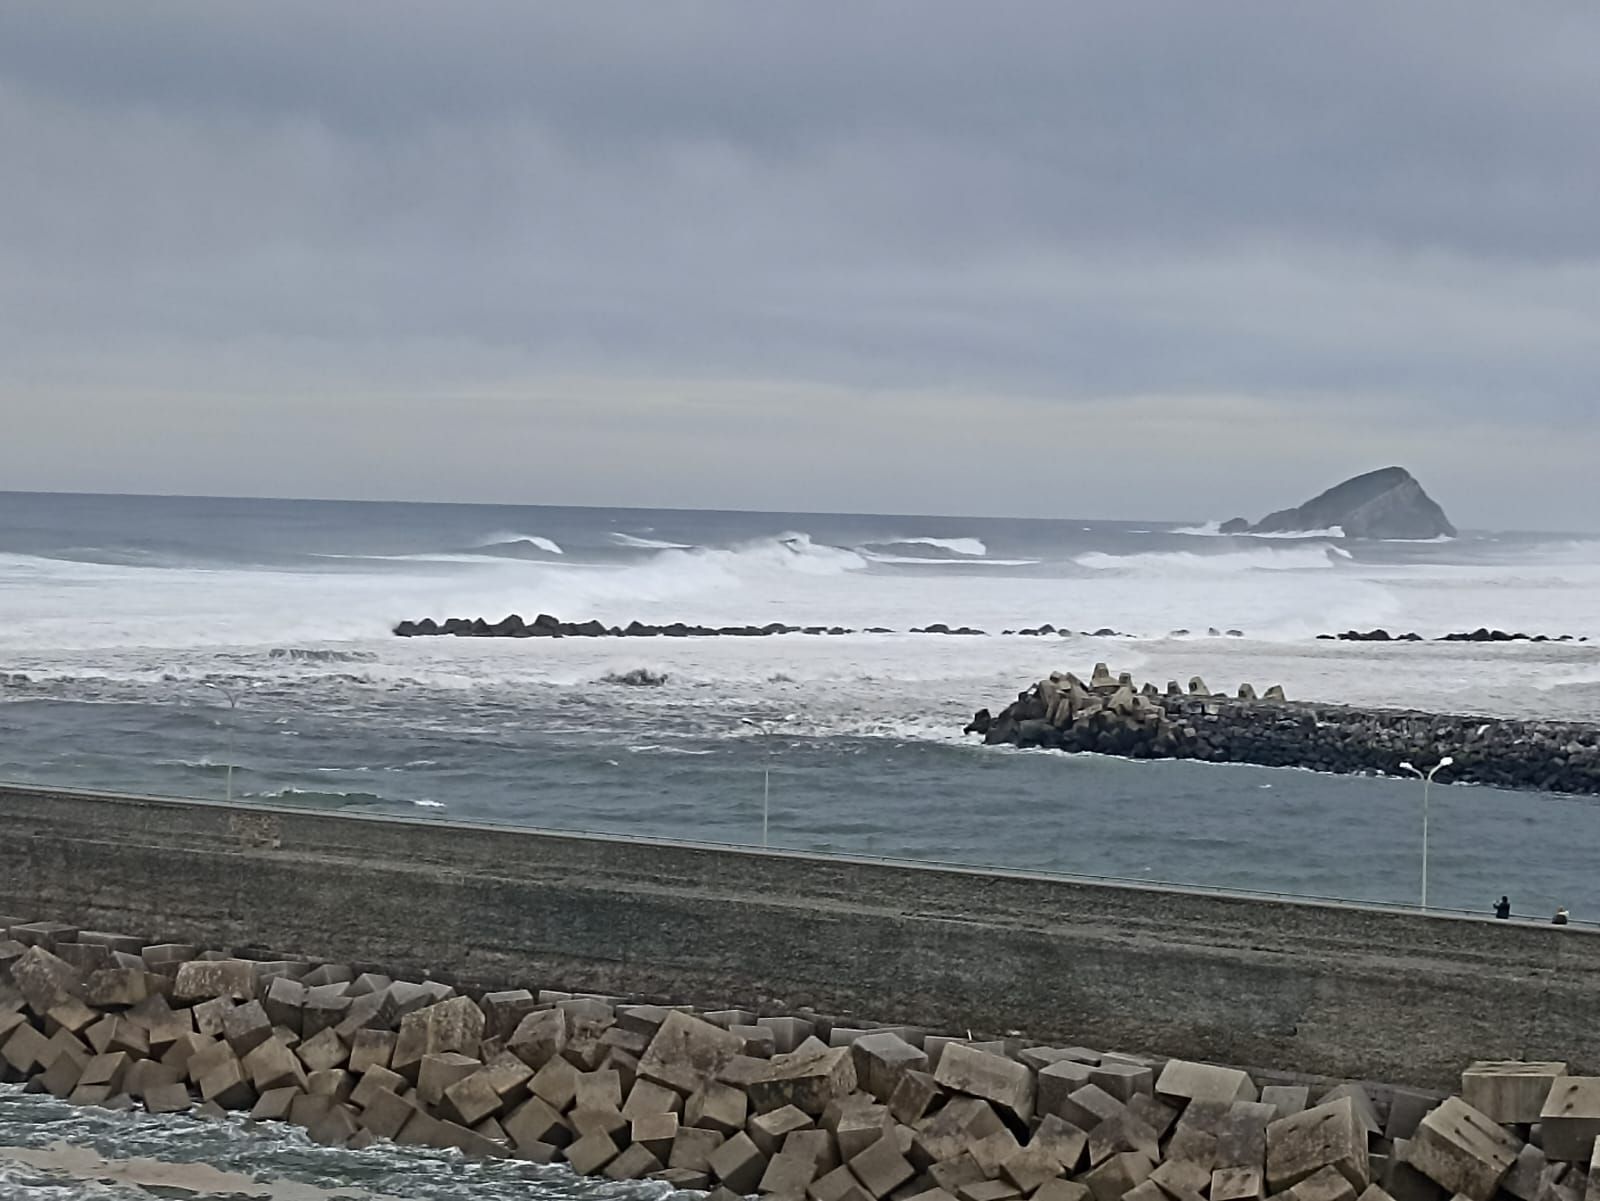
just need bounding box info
[1400,756,1454,910]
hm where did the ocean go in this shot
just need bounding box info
[4,489,1600,1195]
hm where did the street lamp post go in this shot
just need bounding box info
[205,683,243,803]
[739,718,773,848]
[1399,756,1454,909]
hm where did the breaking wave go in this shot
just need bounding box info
[474,532,564,555]
[864,536,988,557]
[1075,545,1349,573]
[611,533,694,551]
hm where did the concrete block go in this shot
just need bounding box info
[1002,1138,1067,1193]
[671,1125,727,1172]
[243,1038,308,1092]
[1212,1166,1265,1201]
[765,1149,825,1193]
[44,999,99,1037]
[968,1128,1022,1179]
[82,968,154,1010]
[574,1067,623,1111]
[287,1091,333,1130]
[910,1097,1004,1168]
[346,972,392,998]
[1290,1164,1359,1201]
[1399,1097,1521,1200]
[934,1043,1033,1124]
[853,1033,930,1104]
[837,1106,894,1162]
[307,1068,354,1102]
[760,1016,817,1055]
[721,1053,772,1089]
[927,1154,985,1196]
[54,943,115,974]
[262,977,307,1034]
[811,1163,873,1201]
[308,1103,362,1148]
[1129,1093,1179,1141]
[1217,1102,1278,1169]
[1355,1187,1399,1201]
[851,1133,917,1200]
[357,1086,421,1141]
[9,947,83,1015]
[1151,1157,1212,1199]
[1088,1110,1160,1166]
[144,1082,194,1115]
[788,1128,842,1173]
[1157,1060,1258,1106]
[1543,1079,1600,1163]
[1501,1143,1548,1201]
[349,1029,396,1076]
[638,1010,749,1096]
[634,1110,679,1160]
[503,1095,571,1151]
[38,1054,84,1099]
[174,959,256,1003]
[442,1070,504,1126]
[956,1183,1021,1201]
[688,1079,751,1133]
[350,1065,405,1109]
[729,1024,777,1058]
[251,1086,301,1121]
[1091,1062,1154,1102]
[1037,1060,1096,1120]
[1060,1083,1125,1134]
[623,1077,684,1118]
[192,997,235,1038]
[752,1045,860,1117]
[570,1103,629,1139]
[1268,1096,1371,1193]
[222,1000,274,1057]
[186,1037,239,1085]
[1462,1063,1567,1126]
[296,1027,349,1074]
[418,1051,481,1107]
[1081,1150,1154,1201]
[87,1015,149,1058]
[1385,1091,1438,1143]
[890,1071,941,1126]
[199,1056,256,1109]
[8,921,77,950]
[1321,1085,1382,1138]
[391,996,485,1079]
[604,1143,663,1181]
[1382,1146,1448,1201]
[1122,1182,1169,1201]
[1167,1126,1219,1170]
[711,1130,770,1193]
[1032,1114,1089,1174]
[301,986,352,1039]
[751,1105,817,1156]
[1263,1086,1312,1121]
[531,1053,580,1110]
[1033,1182,1092,1201]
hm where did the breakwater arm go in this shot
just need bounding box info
[967,669,1600,795]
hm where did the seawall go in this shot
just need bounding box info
[2,781,1597,1091]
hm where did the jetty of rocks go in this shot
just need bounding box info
[390,615,1591,644]
[7,915,1600,1201]
[966,666,1600,796]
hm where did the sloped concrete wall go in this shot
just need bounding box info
[0,781,1592,1088]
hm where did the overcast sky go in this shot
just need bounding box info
[1,3,1596,528]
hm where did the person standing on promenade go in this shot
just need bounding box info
[1494,896,1511,919]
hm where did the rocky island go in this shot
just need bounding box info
[1219,467,1456,540]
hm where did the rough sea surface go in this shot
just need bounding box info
[4,491,1600,1197]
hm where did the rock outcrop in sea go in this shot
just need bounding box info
[1221,467,1456,540]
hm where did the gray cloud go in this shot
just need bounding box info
[1,2,1596,527]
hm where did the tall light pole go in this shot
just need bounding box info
[205,683,244,804]
[1399,756,1453,910]
[739,714,796,849]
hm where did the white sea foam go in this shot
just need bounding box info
[1171,522,1348,540]
[611,533,694,550]
[475,532,564,555]
[859,551,1041,567]
[1074,545,1344,573]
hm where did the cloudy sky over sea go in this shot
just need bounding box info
[2,3,1596,528]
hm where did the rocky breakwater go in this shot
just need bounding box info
[966,666,1600,796]
[8,915,1600,1201]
